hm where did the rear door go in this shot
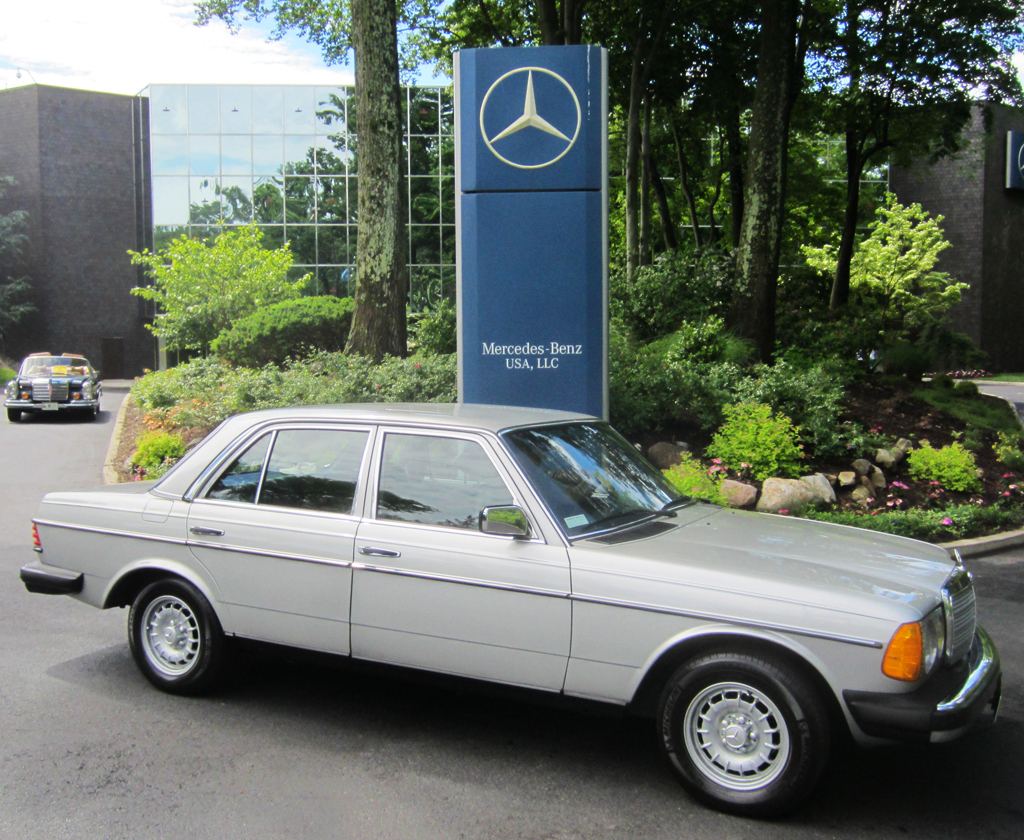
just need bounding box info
[186,423,373,654]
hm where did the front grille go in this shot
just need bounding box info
[943,568,976,663]
[31,380,68,401]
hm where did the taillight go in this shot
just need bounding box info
[32,523,41,550]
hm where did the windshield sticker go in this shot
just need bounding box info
[564,514,589,529]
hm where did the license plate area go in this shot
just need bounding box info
[41,402,59,411]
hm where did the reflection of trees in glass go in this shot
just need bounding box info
[260,475,357,513]
[0,177,35,349]
[188,183,253,226]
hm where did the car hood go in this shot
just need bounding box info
[569,504,955,629]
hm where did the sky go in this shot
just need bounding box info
[0,0,357,96]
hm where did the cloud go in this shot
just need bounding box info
[0,0,353,96]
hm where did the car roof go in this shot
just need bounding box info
[153,402,598,496]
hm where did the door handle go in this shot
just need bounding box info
[190,526,225,537]
[359,546,400,558]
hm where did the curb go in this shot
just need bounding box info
[103,391,132,486]
[939,528,1024,558]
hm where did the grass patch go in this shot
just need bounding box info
[801,503,1024,542]
[913,384,1022,433]
[976,373,1024,382]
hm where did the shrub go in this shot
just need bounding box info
[0,366,14,386]
[212,296,355,368]
[994,430,1024,471]
[906,442,982,492]
[413,298,457,355]
[131,431,186,470]
[802,503,1024,542]
[663,452,728,505]
[706,402,804,481]
[953,379,980,397]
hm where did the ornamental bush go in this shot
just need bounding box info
[705,402,804,481]
[413,297,457,355]
[211,296,355,368]
[663,452,728,506]
[906,442,982,492]
[131,431,186,470]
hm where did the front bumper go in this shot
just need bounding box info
[844,626,1001,743]
[5,398,99,412]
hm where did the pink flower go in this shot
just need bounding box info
[941,517,953,525]
[778,509,789,515]
[712,458,722,464]
[414,363,421,368]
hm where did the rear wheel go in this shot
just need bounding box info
[128,578,225,695]
[656,650,830,817]
[6,408,21,423]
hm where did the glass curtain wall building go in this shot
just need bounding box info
[143,84,455,310]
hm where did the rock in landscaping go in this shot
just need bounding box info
[721,479,757,509]
[801,473,837,505]
[852,458,873,476]
[838,471,857,487]
[850,486,874,506]
[870,468,887,490]
[648,442,684,469]
[874,448,896,469]
[756,478,820,514]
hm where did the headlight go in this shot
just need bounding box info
[81,382,94,399]
[883,607,945,682]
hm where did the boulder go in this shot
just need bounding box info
[801,473,836,505]
[870,467,887,490]
[852,458,873,476]
[648,442,684,470]
[756,478,820,514]
[850,485,874,506]
[874,449,896,469]
[838,471,857,487]
[721,479,758,509]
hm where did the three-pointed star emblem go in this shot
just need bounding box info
[479,66,581,170]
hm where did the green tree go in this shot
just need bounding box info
[0,176,35,351]
[129,224,305,355]
[803,194,967,349]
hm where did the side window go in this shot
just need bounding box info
[377,433,514,530]
[259,428,369,514]
[206,434,272,503]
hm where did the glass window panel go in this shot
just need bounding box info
[347,93,357,134]
[189,135,220,175]
[409,89,439,135]
[188,86,220,134]
[409,176,441,224]
[150,85,187,134]
[207,434,271,504]
[316,86,348,134]
[254,177,284,224]
[347,180,358,223]
[284,176,315,223]
[190,225,224,245]
[154,225,186,252]
[441,266,456,301]
[440,135,455,176]
[253,135,284,176]
[221,135,252,176]
[152,177,190,226]
[376,434,513,530]
[439,88,454,134]
[319,266,349,297]
[284,135,317,173]
[317,140,348,176]
[219,177,253,224]
[286,226,317,264]
[151,135,188,175]
[316,177,346,223]
[317,225,348,264]
[284,86,316,133]
[408,266,442,312]
[440,177,455,223]
[259,225,285,250]
[189,177,223,224]
[220,85,252,133]
[441,226,456,264]
[407,136,441,176]
[409,225,440,265]
[252,86,284,134]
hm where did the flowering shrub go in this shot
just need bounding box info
[130,431,186,472]
[663,452,728,505]
[994,430,1024,471]
[706,402,804,481]
[906,442,982,493]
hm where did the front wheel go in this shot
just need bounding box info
[6,408,21,423]
[128,578,225,695]
[656,651,830,817]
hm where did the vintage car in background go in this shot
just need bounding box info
[4,353,102,422]
[19,404,1002,816]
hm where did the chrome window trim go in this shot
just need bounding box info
[188,495,363,524]
[185,539,352,568]
[360,513,547,545]
[351,561,570,599]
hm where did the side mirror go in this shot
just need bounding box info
[480,505,532,539]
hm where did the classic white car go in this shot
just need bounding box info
[20,404,1001,816]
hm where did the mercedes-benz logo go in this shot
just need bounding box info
[479,67,581,170]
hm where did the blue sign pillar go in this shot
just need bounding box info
[455,46,608,418]
[1007,132,1024,189]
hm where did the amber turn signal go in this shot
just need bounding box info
[883,622,923,681]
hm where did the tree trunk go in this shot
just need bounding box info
[640,92,653,266]
[729,0,802,364]
[649,158,678,251]
[346,0,408,361]
[830,132,864,310]
[724,103,744,249]
[670,119,702,247]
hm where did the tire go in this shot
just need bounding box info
[128,578,225,695]
[6,408,21,423]
[656,650,830,817]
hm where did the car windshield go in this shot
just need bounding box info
[502,422,688,538]
[20,356,91,376]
